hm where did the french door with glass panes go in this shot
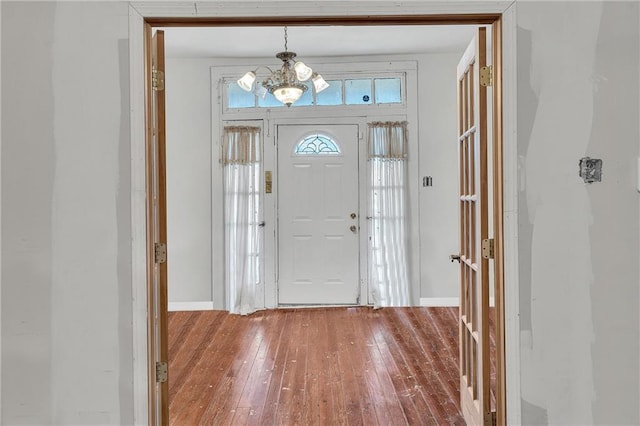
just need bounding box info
[456,27,495,426]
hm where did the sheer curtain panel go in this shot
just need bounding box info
[368,121,410,307]
[223,126,262,315]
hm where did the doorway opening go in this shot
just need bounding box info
[135,11,511,426]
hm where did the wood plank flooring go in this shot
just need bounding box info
[168,307,467,425]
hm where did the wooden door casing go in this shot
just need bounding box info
[141,13,508,426]
[146,27,169,426]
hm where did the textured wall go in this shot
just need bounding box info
[2,3,56,424]
[517,2,640,424]
[2,2,133,424]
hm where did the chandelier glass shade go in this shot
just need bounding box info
[237,27,329,107]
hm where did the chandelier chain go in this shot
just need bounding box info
[284,26,288,52]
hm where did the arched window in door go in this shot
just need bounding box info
[294,134,340,155]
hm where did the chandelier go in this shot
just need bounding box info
[237,27,329,107]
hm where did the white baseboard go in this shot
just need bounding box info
[419,297,495,307]
[419,297,460,307]
[168,301,215,312]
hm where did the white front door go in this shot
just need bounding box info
[277,124,360,305]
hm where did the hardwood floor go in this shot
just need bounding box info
[168,307,466,425]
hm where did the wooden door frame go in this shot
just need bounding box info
[146,27,169,426]
[129,3,520,425]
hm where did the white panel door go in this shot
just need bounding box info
[277,124,360,305]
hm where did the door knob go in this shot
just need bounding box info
[350,225,357,233]
[450,254,461,263]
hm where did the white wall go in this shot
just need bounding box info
[416,52,461,300]
[2,3,55,423]
[165,59,213,303]
[164,52,462,305]
[516,2,639,424]
[2,2,134,424]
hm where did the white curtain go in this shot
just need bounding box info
[368,121,410,307]
[223,126,262,315]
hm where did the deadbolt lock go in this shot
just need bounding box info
[350,213,357,219]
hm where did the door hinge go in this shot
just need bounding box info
[154,242,167,264]
[480,65,493,87]
[152,68,165,91]
[481,238,495,259]
[155,361,168,383]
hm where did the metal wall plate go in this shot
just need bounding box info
[578,157,603,183]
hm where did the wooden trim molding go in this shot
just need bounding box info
[144,14,501,27]
[498,4,522,425]
[143,21,157,426]
[130,1,514,19]
[492,17,507,426]
[129,5,149,425]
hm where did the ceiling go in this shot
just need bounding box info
[162,25,478,59]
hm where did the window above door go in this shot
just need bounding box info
[226,75,405,109]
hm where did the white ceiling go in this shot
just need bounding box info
[162,25,478,58]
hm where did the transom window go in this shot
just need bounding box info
[226,76,404,110]
[294,134,340,155]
